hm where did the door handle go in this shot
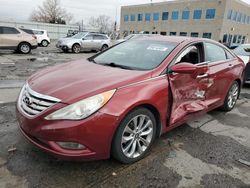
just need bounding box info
[228,63,233,67]
[196,73,208,78]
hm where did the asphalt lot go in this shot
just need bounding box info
[0,44,250,188]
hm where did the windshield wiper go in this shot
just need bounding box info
[101,62,134,70]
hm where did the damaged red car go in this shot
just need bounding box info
[16,36,245,163]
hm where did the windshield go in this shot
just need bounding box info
[72,32,88,39]
[93,40,177,70]
[234,45,250,56]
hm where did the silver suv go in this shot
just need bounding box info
[56,32,111,53]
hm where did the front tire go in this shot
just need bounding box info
[221,81,239,111]
[112,108,157,164]
[72,44,81,53]
[18,42,31,54]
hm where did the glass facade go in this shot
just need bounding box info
[206,9,216,19]
[162,12,169,20]
[193,10,202,19]
[172,11,179,20]
[182,10,190,20]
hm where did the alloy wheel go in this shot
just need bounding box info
[227,83,239,109]
[121,115,153,158]
[20,44,30,54]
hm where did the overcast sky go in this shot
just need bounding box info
[0,0,250,24]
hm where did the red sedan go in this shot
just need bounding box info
[16,36,245,163]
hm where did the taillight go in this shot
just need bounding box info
[32,35,37,40]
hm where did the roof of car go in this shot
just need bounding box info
[136,35,217,44]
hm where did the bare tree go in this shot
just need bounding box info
[88,15,114,34]
[30,0,73,24]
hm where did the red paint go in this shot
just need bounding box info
[16,37,245,161]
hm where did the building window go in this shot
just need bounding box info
[162,12,169,20]
[153,13,159,21]
[227,9,233,20]
[242,14,246,24]
[138,14,143,21]
[182,10,190,20]
[232,11,237,21]
[180,32,187,36]
[191,32,199,37]
[223,34,228,43]
[237,35,242,44]
[160,32,167,35]
[130,14,135,21]
[233,35,237,43]
[237,13,242,22]
[203,33,212,39]
[124,15,129,22]
[242,36,246,44]
[206,9,216,19]
[145,13,151,21]
[247,16,250,24]
[170,32,177,36]
[172,11,179,20]
[193,10,202,19]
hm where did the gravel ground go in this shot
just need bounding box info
[0,45,250,188]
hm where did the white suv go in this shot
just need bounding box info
[20,28,50,47]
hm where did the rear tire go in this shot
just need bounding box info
[18,42,31,54]
[41,40,49,47]
[221,81,239,112]
[101,44,108,51]
[111,108,157,164]
[72,44,81,53]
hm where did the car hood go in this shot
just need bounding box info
[28,59,151,104]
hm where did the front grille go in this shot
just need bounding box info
[19,83,61,117]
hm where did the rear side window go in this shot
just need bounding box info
[204,42,227,62]
[33,30,44,35]
[84,34,94,40]
[20,28,34,34]
[2,27,20,34]
[94,35,107,40]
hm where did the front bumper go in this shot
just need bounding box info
[56,44,70,50]
[16,105,119,161]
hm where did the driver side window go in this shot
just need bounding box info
[175,45,201,65]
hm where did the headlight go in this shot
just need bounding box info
[45,89,116,120]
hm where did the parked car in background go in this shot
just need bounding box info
[56,32,111,53]
[0,26,37,54]
[17,36,244,163]
[233,44,250,84]
[115,34,159,44]
[20,28,50,47]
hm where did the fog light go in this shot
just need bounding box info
[57,142,85,150]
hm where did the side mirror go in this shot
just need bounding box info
[171,62,197,74]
